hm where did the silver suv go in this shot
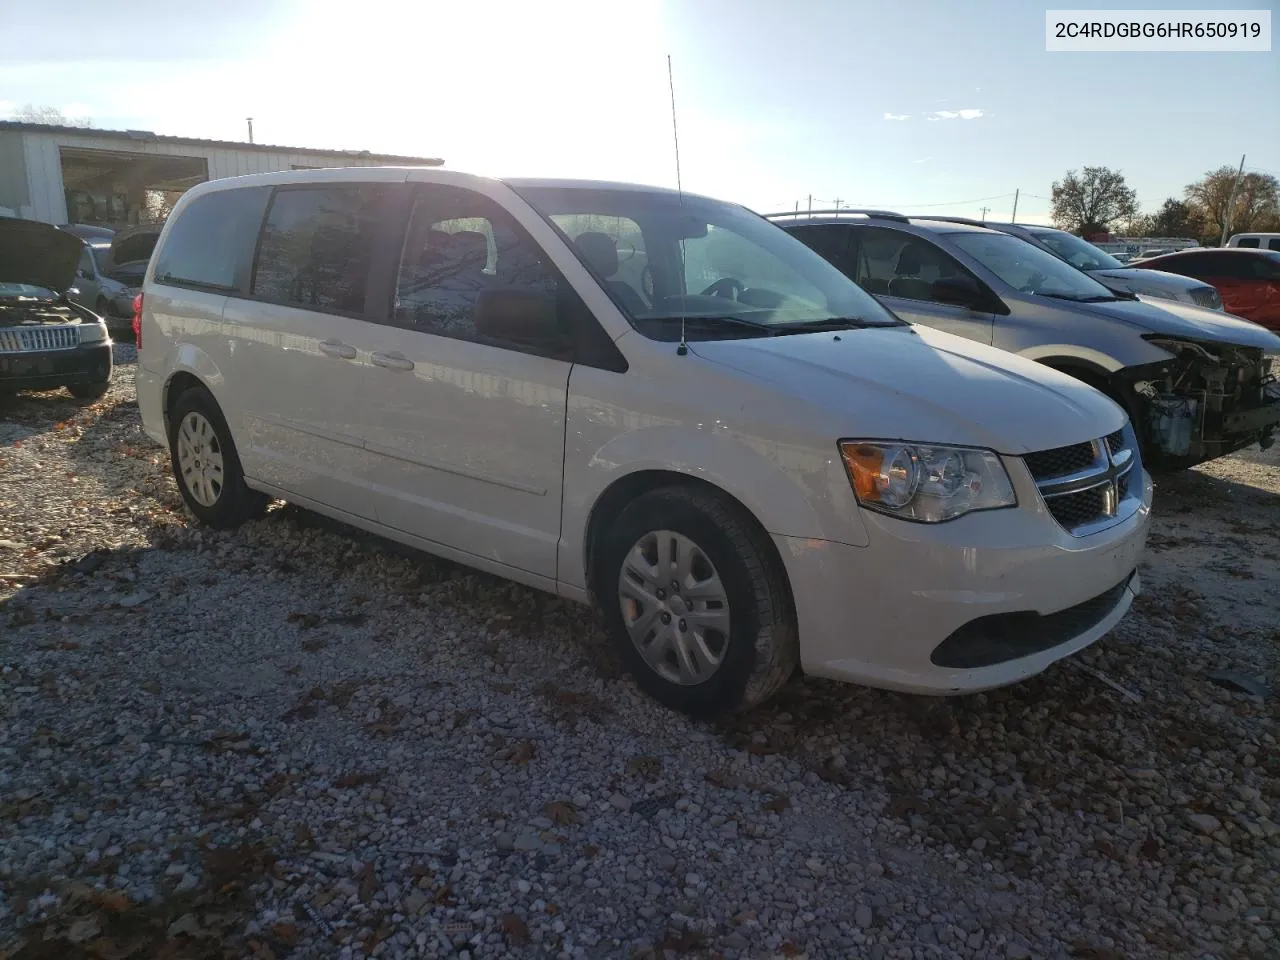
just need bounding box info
[773,210,1280,469]
[921,218,1223,311]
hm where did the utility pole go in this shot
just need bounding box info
[833,198,842,217]
[979,205,990,223]
[1010,189,1019,224]
[246,117,254,144]
[807,194,812,218]
[1219,153,1246,246]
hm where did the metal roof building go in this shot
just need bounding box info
[0,121,443,227]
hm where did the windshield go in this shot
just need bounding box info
[509,184,903,339]
[1028,228,1124,271]
[950,231,1118,301]
[0,282,56,299]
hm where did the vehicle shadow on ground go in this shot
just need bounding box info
[1152,464,1280,509]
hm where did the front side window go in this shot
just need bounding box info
[1235,237,1260,248]
[394,185,563,352]
[949,231,1117,302]
[511,184,901,340]
[155,186,271,292]
[252,185,388,313]
[1029,229,1124,271]
[853,227,972,302]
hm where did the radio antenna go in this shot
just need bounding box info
[668,54,689,356]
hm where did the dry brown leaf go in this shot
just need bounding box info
[357,862,378,903]
[762,794,792,814]
[543,800,577,825]
[335,771,382,788]
[510,740,536,765]
[271,921,300,946]
[501,913,529,945]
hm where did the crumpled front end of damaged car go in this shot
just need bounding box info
[1120,337,1280,467]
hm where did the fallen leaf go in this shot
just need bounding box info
[271,921,300,946]
[336,771,382,788]
[779,942,804,956]
[510,740,536,765]
[543,800,577,825]
[762,794,792,814]
[357,862,378,903]
[583,843,600,858]
[66,915,101,943]
[501,913,529,945]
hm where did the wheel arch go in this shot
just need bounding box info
[582,469,794,609]
[160,344,228,425]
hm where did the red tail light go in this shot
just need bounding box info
[132,293,143,349]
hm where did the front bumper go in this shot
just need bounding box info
[778,466,1153,695]
[0,343,113,390]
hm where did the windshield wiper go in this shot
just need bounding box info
[1039,292,1118,303]
[640,314,779,336]
[779,316,905,332]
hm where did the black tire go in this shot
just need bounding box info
[594,485,798,718]
[167,386,268,529]
[68,380,110,401]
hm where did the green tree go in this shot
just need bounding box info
[1050,166,1139,234]
[1147,198,1204,238]
[1185,167,1280,240]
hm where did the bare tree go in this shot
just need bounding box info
[1050,167,1139,234]
[13,103,92,128]
[1185,166,1280,240]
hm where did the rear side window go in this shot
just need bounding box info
[1235,237,1260,248]
[786,225,854,274]
[252,185,389,314]
[1269,239,1280,252]
[154,187,270,291]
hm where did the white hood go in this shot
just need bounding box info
[690,325,1127,455]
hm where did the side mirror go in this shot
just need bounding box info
[931,275,984,308]
[474,287,564,349]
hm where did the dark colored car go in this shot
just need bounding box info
[1129,248,1280,332]
[1,216,114,400]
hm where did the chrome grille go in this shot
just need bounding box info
[1023,441,1094,479]
[0,324,79,354]
[1024,430,1139,536]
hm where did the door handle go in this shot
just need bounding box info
[371,351,415,372]
[318,339,356,359]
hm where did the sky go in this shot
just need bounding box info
[2,0,1277,226]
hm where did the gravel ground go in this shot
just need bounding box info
[1,344,1277,960]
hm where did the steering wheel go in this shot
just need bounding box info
[700,276,746,299]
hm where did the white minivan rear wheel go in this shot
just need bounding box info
[167,386,267,529]
[595,485,798,718]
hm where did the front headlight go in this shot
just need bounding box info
[77,321,108,344]
[839,441,1017,523]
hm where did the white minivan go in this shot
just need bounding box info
[134,168,1152,716]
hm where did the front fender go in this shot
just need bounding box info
[559,419,870,591]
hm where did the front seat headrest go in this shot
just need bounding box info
[574,231,620,278]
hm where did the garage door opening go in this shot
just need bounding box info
[60,147,208,229]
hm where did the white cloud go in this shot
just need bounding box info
[883,112,911,121]
[911,157,933,164]
[926,108,984,121]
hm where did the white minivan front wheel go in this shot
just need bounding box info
[596,485,798,718]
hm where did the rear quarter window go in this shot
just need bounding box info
[153,187,271,291]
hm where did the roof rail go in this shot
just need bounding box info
[762,208,909,223]
[910,214,988,227]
